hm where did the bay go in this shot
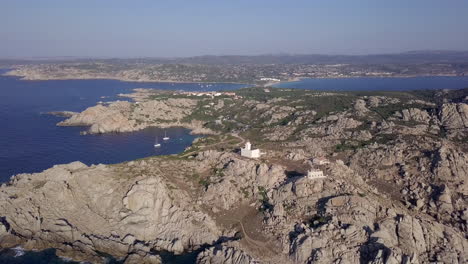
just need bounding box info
[0,71,245,182]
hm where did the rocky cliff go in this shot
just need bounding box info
[0,160,222,263]
[57,98,214,135]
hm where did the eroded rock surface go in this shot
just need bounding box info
[0,161,221,262]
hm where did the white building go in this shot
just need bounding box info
[313,157,330,165]
[260,77,281,82]
[307,169,326,179]
[241,142,261,158]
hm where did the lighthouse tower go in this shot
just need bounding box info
[245,142,251,150]
[241,141,260,158]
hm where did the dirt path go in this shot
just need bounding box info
[231,133,246,145]
[223,213,281,257]
[180,133,246,157]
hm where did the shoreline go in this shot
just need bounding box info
[3,69,466,87]
[1,70,253,86]
[272,74,468,86]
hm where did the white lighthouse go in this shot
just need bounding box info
[241,142,261,158]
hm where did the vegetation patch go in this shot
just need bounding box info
[305,214,332,228]
[257,186,273,212]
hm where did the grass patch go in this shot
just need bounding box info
[257,186,273,212]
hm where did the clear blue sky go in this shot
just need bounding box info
[1,0,468,58]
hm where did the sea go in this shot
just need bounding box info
[274,76,468,91]
[1,72,468,263]
[0,71,245,182]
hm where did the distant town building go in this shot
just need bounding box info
[241,142,261,158]
[260,77,281,82]
[263,88,271,93]
[307,169,326,179]
[178,91,238,98]
[312,157,330,165]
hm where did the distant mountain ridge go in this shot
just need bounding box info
[2,50,468,66]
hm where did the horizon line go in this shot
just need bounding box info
[1,49,468,61]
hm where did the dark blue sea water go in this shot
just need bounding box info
[274,76,468,91]
[0,248,82,264]
[0,71,245,182]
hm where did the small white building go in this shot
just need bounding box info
[241,142,261,158]
[260,77,281,82]
[307,169,326,179]
[313,157,330,165]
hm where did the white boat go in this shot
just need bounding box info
[163,131,170,141]
[154,137,161,147]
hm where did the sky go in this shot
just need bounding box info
[1,0,468,58]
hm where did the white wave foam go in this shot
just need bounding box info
[12,246,25,257]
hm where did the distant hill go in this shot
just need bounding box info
[168,50,468,65]
[2,50,468,66]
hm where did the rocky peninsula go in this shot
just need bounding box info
[1,87,467,263]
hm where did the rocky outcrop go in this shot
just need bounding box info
[262,106,296,125]
[124,253,162,264]
[439,103,468,138]
[0,161,221,263]
[57,98,206,135]
[197,244,257,264]
[287,195,468,264]
[398,108,432,123]
[197,151,287,211]
[305,114,362,139]
[432,143,468,185]
[262,126,296,141]
[58,101,140,133]
[354,99,369,115]
[439,103,468,130]
[367,96,400,107]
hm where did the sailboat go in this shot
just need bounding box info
[163,131,170,141]
[154,137,161,147]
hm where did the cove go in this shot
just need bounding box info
[0,72,245,182]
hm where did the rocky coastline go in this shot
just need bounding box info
[1,87,467,263]
[55,97,217,136]
[2,67,250,86]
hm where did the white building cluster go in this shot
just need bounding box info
[240,142,261,159]
[306,156,330,179]
[260,77,281,82]
[175,91,240,98]
[307,169,326,179]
